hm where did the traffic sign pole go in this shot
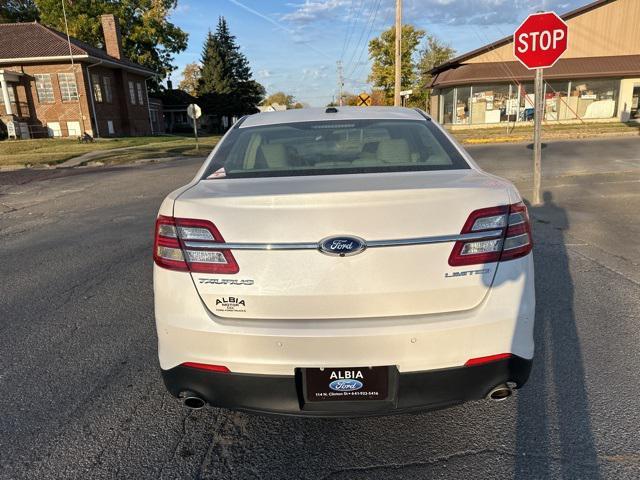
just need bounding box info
[193,117,199,151]
[533,67,543,205]
[513,11,568,206]
[187,103,202,151]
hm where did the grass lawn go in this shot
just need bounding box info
[449,121,639,144]
[0,135,220,167]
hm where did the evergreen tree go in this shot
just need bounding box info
[198,17,264,122]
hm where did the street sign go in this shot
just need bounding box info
[187,103,201,151]
[513,11,568,206]
[187,103,202,119]
[399,89,413,97]
[357,92,372,107]
[513,11,568,70]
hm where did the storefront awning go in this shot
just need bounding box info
[429,55,640,89]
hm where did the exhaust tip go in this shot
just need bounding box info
[487,383,513,401]
[180,391,206,410]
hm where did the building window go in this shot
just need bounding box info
[7,84,15,102]
[470,84,511,124]
[128,80,136,105]
[454,86,471,124]
[58,73,79,102]
[107,120,115,135]
[544,81,569,121]
[67,121,81,137]
[103,77,113,103]
[136,82,144,105]
[35,74,55,103]
[570,79,619,119]
[92,74,103,103]
[47,121,62,137]
[441,88,454,124]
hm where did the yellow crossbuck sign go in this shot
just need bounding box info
[357,92,372,106]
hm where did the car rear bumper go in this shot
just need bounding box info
[161,355,532,417]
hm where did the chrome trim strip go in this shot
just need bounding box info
[366,230,502,248]
[182,230,503,251]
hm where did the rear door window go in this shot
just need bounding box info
[205,119,469,179]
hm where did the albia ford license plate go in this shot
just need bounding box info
[303,366,390,402]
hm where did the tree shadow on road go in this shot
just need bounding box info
[514,191,600,478]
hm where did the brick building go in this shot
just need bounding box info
[0,15,156,139]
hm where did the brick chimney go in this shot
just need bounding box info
[101,14,123,59]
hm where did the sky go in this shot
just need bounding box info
[169,0,587,106]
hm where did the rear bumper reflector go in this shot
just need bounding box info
[464,353,514,367]
[180,362,231,373]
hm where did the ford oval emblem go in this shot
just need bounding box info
[329,379,364,392]
[319,235,367,257]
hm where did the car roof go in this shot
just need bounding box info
[240,106,427,128]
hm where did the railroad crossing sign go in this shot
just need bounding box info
[513,11,568,69]
[357,92,372,107]
[187,103,202,119]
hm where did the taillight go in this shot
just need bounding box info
[153,215,239,274]
[448,202,532,266]
[500,202,533,261]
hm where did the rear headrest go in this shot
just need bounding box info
[376,139,410,164]
[260,144,289,168]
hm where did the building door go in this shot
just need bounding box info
[631,86,640,119]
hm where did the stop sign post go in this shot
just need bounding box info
[513,12,568,205]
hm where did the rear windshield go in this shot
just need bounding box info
[203,119,469,179]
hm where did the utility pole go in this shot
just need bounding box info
[533,67,543,205]
[337,60,344,106]
[394,0,402,106]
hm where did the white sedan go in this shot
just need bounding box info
[153,106,535,416]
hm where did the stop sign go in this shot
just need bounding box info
[513,12,568,69]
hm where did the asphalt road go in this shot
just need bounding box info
[1,136,639,479]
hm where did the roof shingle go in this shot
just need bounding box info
[0,22,154,74]
[429,55,640,88]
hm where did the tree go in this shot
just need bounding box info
[336,92,358,106]
[413,35,455,109]
[178,62,201,96]
[34,0,187,88]
[0,0,39,22]
[368,24,425,104]
[198,17,264,119]
[262,92,295,108]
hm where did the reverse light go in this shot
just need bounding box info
[449,202,532,266]
[153,215,239,274]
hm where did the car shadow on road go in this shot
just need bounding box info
[514,191,600,478]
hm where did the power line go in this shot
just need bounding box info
[340,0,361,62]
[347,0,382,80]
[342,0,381,79]
[347,0,391,84]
